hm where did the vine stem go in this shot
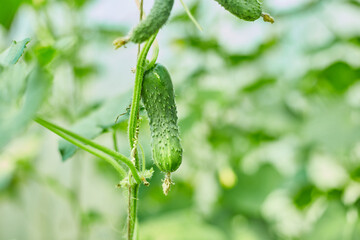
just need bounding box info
[147,40,159,71]
[179,0,203,31]
[34,117,142,183]
[34,117,127,178]
[127,31,157,240]
[113,128,119,152]
[128,33,157,158]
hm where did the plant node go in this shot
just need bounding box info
[142,178,150,186]
[140,168,154,186]
[117,178,130,188]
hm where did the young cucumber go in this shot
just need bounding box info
[141,64,182,174]
[130,0,174,43]
[214,0,262,21]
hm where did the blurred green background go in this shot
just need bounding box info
[1,0,360,239]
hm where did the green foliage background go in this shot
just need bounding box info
[1,0,360,239]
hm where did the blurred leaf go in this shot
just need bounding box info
[0,64,28,105]
[34,45,57,66]
[242,78,276,93]
[348,0,360,8]
[81,210,102,226]
[171,0,200,23]
[0,0,29,30]
[350,166,360,182]
[174,35,276,67]
[182,36,222,52]
[140,210,227,240]
[305,201,347,240]
[274,0,325,17]
[0,38,30,66]
[301,61,360,94]
[349,36,360,46]
[231,215,272,240]
[0,137,39,195]
[292,184,321,209]
[0,166,14,192]
[319,62,359,93]
[302,100,360,152]
[0,65,52,150]
[56,0,92,8]
[139,174,193,219]
[222,164,283,216]
[73,64,98,79]
[59,91,133,160]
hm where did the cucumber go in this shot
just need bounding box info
[214,0,262,21]
[130,0,174,44]
[141,64,182,174]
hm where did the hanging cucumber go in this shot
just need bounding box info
[114,0,174,48]
[141,64,182,194]
[214,0,274,23]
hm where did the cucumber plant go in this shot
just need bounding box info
[31,1,274,239]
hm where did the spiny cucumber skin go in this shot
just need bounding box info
[141,64,182,173]
[214,0,262,21]
[130,0,174,44]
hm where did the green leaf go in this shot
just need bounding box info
[292,184,321,209]
[140,210,227,240]
[0,65,53,150]
[242,78,276,93]
[34,45,57,66]
[302,99,360,152]
[0,38,31,66]
[305,201,347,240]
[0,0,29,30]
[301,61,360,95]
[319,61,359,93]
[59,91,133,160]
[81,210,103,226]
[223,164,283,216]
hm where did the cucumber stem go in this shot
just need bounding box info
[127,22,157,240]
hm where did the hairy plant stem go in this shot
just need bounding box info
[127,23,157,240]
[34,117,144,183]
[147,41,159,71]
[128,34,157,151]
[113,128,119,152]
[34,117,127,178]
[179,0,203,31]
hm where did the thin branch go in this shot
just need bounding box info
[34,117,142,184]
[179,0,203,32]
[113,128,119,152]
[35,118,127,178]
[146,40,159,70]
[128,33,157,162]
[138,142,146,172]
